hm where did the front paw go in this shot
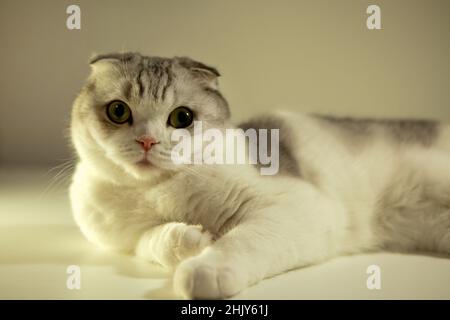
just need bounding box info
[161,224,213,268]
[173,225,213,261]
[173,254,247,299]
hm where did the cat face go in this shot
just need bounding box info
[71,53,230,181]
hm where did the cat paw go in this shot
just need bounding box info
[173,225,213,261]
[161,224,213,268]
[173,255,247,299]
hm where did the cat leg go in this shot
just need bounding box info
[135,222,213,269]
[173,186,346,299]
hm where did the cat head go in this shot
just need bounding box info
[70,52,230,182]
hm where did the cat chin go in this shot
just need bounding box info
[123,162,168,181]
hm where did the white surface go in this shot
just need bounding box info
[1,167,449,299]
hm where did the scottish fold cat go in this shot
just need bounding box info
[69,52,450,299]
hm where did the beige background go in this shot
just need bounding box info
[1,0,450,300]
[0,0,449,166]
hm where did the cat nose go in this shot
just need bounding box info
[135,135,158,151]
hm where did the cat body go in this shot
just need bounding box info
[69,52,450,298]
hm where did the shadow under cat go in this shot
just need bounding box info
[0,224,177,298]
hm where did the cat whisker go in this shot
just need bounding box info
[39,160,75,199]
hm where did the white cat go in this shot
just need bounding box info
[69,52,450,299]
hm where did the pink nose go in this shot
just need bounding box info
[136,136,158,152]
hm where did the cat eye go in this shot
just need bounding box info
[168,106,194,128]
[106,101,132,124]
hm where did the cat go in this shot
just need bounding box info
[69,52,450,299]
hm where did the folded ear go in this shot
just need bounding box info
[176,57,220,89]
[89,52,138,65]
[88,52,140,76]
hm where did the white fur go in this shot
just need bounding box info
[70,108,450,299]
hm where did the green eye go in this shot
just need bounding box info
[168,106,194,128]
[106,101,132,124]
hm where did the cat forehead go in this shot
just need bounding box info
[90,53,173,77]
[87,54,177,102]
[86,53,222,102]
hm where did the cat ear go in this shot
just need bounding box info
[88,52,138,74]
[176,57,220,89]
[89,52,137,65]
